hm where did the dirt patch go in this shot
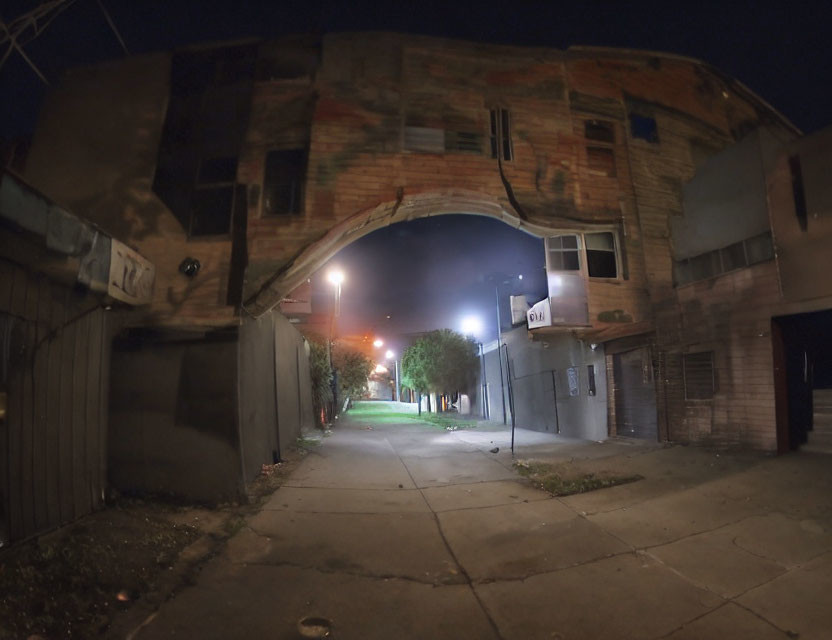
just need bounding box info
[0,447,307,640]
[514,459,643,496]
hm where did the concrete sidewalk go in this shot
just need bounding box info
[131,403,832,639]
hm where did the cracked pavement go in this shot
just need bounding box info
[131,402,832,639]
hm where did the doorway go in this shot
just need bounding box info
[772,309,832,452]
[612,347,658,440]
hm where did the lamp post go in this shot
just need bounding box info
[327,269,344,419]
[491,274,523,426]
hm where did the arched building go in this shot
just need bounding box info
[8,31,832,514]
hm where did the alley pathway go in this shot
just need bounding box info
[132,402,832,639]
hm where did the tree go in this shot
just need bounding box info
[333,348,374,403]
[307,336,333,428]
[401,329,479,410]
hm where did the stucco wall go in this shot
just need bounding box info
[482,327,607,440]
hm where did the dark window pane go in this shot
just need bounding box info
[745,232,774,264]
[501,109,512,161]
[198,157,237,184]
[587,249,617,278]
[560,235,578,249]
[674,259,692,286]
[263,149,306,215]
[191,186,234,235]
[630,113,659,143]
[585,120,615,143]
[689,251,720,281]
[719,242,747,272]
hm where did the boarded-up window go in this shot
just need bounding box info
[263,149,306,216]
[683,351,715,400]
[445,130,483,153]
[587,146,616,177]
[404,126,444,153]
[586,232,617,278]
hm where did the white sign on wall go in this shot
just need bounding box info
[526,297,552,329]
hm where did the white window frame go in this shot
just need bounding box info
[545,230,621,281]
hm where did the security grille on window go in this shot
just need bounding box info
[191,156,237,235]
[263,149,306,216]
[585,232,618,278]
[683,351,715,400]
[547,235,581,271]
[490,108,513,161]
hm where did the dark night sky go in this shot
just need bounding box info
[317,216,547,346]
[2,0,831,345]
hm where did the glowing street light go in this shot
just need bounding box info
[460,315,484,337]
[373,338,384,348]
[385,349,395,360]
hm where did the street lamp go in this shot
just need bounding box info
[489,273,523,427]
[326,268,345,421]
[373,338,383,348]
[460,315,484,337]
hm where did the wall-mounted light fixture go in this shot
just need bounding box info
[179,257,201,277]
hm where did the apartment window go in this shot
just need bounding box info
[630,113,659,143]
[263,149,306,216]
[404,126,444,153]
[547,235,581,271]
[490,108,513,161]
[674,231,775,286]
[683,351,715,400]
[585,232,618,278]
[190,156,237,236]
[446,130,483,153]
[585,119,615,143]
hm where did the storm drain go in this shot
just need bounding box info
[297,616,332,638]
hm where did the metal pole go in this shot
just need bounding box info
[505,344,516,454]
[551,369,560,434]
[495,285,507,424]
[395,360,401,402]
[480,342,489,419]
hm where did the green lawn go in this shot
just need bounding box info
[347,402,477,429]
